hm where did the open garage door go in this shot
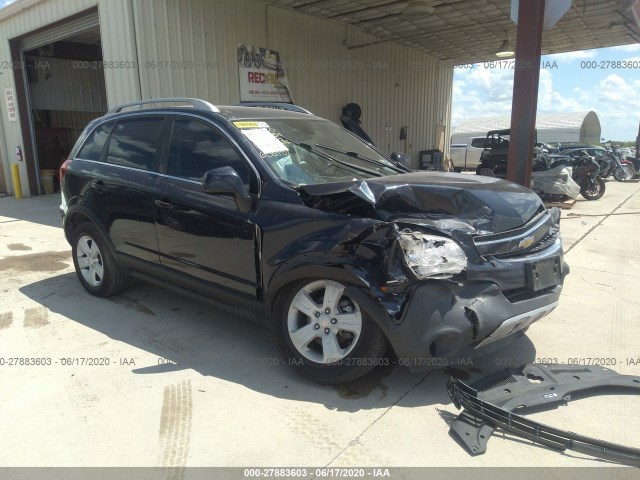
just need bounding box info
[20,11,99,51]
[11,9,106,196]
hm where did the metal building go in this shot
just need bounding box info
[0,0,454,197]
[451,111,602,145]
[0,0,637,196]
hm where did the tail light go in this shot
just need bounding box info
[59,158,72,183]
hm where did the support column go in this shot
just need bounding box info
[507,0,545,187]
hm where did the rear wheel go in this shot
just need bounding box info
[613,164,634,182]
[273,279,388,384]
[71,222,128,297]
[580,176,605,200]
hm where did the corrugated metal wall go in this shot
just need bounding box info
[131,0,454,165]
[98,0,141,106]
[43,110,102,144]
[26,56,107,112]
[0,0,453,194]
[346,28,453,160]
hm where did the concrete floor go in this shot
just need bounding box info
[0,181,639,469]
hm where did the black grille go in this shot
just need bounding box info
[493,228,559,259]
[473,210,560,259]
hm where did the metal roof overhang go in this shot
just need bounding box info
[264,0,640,64]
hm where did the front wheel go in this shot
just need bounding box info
[613,164,634,182]
[273,279,388,384]
[580,176,605,200]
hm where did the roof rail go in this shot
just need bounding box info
[237,102,313,115]
[107,98,220,115]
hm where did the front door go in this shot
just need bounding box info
[154,116,258,297]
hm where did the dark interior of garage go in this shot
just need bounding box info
[24,26,106,193]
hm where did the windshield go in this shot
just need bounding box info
[232,117,401,185]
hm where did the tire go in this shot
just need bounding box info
[613,164,634,182]
[71,222,128,297]
[273,279,388,384]
[580,176,605,201]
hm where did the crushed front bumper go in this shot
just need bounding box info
[377,239,568,370]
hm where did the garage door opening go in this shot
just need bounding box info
[25,27,106,193]
[12,11,107,195]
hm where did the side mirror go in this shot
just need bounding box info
[202,166,251,211]
[390,152,411,169]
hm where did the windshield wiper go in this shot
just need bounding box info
[275,134,383,177]
[314,144,404,173]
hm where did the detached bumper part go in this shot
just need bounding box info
[446,364,640,466]
[391,281,561,365]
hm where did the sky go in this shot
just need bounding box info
[452,44,640,142]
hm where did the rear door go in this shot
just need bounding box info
[154,116,259,297]
[90,115,167,268]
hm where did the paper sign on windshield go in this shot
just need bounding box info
[241,128,289,155]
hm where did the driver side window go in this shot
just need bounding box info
[167,118,254,191]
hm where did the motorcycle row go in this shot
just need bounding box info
[478,145,639,202]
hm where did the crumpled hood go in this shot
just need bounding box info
[298,172,544,234]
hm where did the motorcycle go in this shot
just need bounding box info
[559,151,605,201]
[603,145,635,181]
[622,155,640,178]
[616,147,639,179]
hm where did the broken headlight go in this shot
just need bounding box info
[399,231,467,279]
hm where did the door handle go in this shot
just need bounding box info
[155,199,175,210]
[91,180,106,192]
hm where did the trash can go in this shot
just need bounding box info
[419,150,444,170]
[40,169,56,194]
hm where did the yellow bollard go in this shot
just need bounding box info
[11,163,22,199]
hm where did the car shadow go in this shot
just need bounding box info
[19,272,537,413]
[0,194,63,228]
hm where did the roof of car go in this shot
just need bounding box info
[103,98,320,122]
[215,105,319,120]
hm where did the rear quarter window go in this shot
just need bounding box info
[106,117,164,171]
[471,138,486,148]
[76,122,114,161]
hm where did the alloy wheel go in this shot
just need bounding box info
[286,280,363,364]
[76,235,104,287]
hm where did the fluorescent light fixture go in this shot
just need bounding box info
[402,1,435,17]
[496,33,514,57]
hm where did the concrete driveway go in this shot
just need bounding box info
[0,180,639,471]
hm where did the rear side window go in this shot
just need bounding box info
[167,118,252,187]
[471,138,486,148]
[77,122,113,161]
[106,117,164,171]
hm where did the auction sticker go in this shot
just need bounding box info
[241,128,288,155]
[233,121,269,129]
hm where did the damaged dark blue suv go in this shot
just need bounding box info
[60,98,568,384]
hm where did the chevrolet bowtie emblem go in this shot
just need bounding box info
[518,236,535,249]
